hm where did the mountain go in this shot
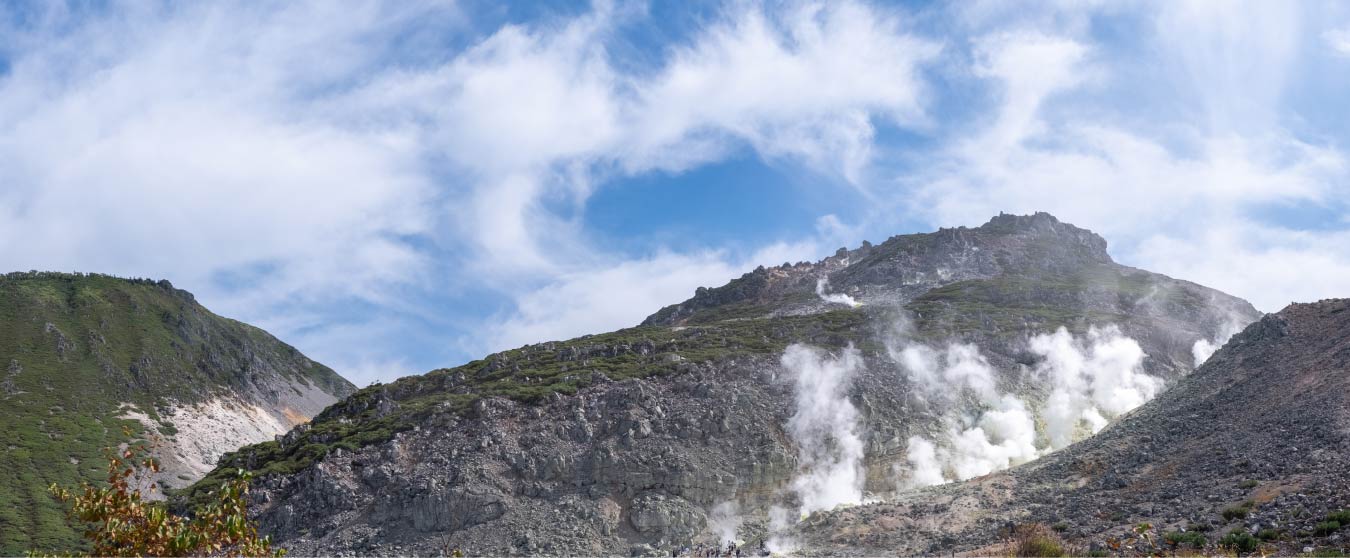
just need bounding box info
[797,298,1350,556]
[186,213,1262,556]
[0,272,356,554]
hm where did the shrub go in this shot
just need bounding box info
[1052,522,1069,533]
[47,430,282,557]
[1219,530,1259,554]
[1239,479,1259,489]
[1223,505,1251,521]
[1308,548,1346,557]
[1327,510,1350,525]
[1257,528,1281,541]
[1315,521,1342,537]
[1012,524,1066,557]
[1163,530,1207,549]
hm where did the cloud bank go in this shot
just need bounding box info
[3,1,1348,383]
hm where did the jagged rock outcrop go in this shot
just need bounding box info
[195,213,1263,556]
[0,272,356,554]
[796,299,1350,557]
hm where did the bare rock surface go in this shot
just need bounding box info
[196,214,1269,556]
[796,299,1350,556]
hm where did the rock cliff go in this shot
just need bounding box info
[190,213,1262,556]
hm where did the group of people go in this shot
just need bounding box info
[675,539,767,557]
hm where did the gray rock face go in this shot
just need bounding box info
[795,300,1350,557]
[227,214,1265,556]
[629,492,708,542]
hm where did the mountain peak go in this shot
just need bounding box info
[644,212,1118,326]
[972,211,1110,262]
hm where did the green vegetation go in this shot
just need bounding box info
[1163,530,1206,549]
[1327,510,1350,525]
[1315,522,1342,536]
[48,431,280,557]
[0,272,351,554]
[185,308,871,508]
[1223,501,1255,521]
[1257,528,1281,541]
[1239,479,1259,489]
[1219,530,1259,553]
[1307,548,1346,557]
[1011,524,1065,557]
[905,265,1197,336]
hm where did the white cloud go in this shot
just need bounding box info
[1327,27,1350,56]
[904,8,1349,315]
[0,2,442,312]
[478,235,829,353]
[4,0,1347,384]
[0,1,938,379]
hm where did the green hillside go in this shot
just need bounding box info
[0,272,353,554]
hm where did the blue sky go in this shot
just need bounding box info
[2,1,1349,385]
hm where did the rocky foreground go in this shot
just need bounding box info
[798,299,1350,556]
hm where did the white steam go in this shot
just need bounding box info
[894,342,1039,486]
[1191,317,1249,367]
[781,344,866,514]
[903,436,946,487]
[707,501,741,547]
[894,325,1163,487]
[766,505,798,555]
[769,344,866,552]
[1030,325,1159,450]
[815,277,861,308]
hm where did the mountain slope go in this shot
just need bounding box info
[0,272,356,554]
[798,299,1350,556]
[190,213,1261,556]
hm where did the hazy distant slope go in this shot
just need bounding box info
[0,272,355,554]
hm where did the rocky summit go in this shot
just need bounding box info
[187,213,1267,556]
[0,273,356,554]
[796,298,1350,557]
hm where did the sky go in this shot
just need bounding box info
[2,0,1349,386]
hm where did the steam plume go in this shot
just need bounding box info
[707,501,741,547]
[1191,316,1249,367]
[893,325,1161,487]
[769,344,866,552]
[781,344,866,514]
[894,342,1038,485]
[815,277,860,307]
[1031,325,1158,450]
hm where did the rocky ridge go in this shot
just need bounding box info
[193,213,1263,556]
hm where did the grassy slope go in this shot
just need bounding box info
[0,272,352,554]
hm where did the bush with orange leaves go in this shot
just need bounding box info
[46,428,282,557]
